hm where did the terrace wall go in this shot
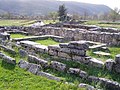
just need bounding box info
[24,27,120,46]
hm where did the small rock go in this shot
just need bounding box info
[28,63,41,74]
[19,49,28,58]
[78,83,95,90]
[2,55,16,65]
[18,60,30,70]
[28,55,48,68]
[37,71,61,82]
[79,70,88,79]
[114,64,120,73]
[68,68,80,75]
[89,58,104,68]
[88,76,99,83]
[115,54,120,64]
[105,59,115,71]
[50,61,66,72]
[99,78,120,90]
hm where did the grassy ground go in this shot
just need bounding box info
[84,20,120,29]
[0,60,83,90]
[87,46,120,62]
[43,20,59,24]
[35,38,59,46]
[0,47,84,90]
[10,34,28,39]
[0,20,120,29]
[0,20,58,26]
[1,44,120,89]
[0,20,36,26]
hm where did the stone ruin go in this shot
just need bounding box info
[0,24,120,90]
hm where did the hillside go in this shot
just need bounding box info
[0,0,111,15]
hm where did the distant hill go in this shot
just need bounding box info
[0,0,111,15]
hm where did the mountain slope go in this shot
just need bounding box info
[0,0,111,15]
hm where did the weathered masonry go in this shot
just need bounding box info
[23,26,120,46]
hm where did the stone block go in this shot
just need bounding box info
[89,58,104,68]
[68,41,89,50]
[58,52,71,59]
[114,64,120,73]
[67,68,80,75]
[60,48,71,53]
[18,60,30,70]
[59,43,69,48]
[2,55,16,65]
[50,61,66,72]
[105,59,115,71]
[72,55,86,63]
[79,70,88,79]
[37,71,61,81]
[115,54,120,64]
[28,55,48,68]
[19,49,28,58]
[28,63,41,74]
[78,83,95,90]
[88,76,99,83]
[48,45,60,51]
[48,49,58,56]
[99,78,120,90]
[70,49,86,56]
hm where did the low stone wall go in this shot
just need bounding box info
[18,60,63,82]
[0,32,10,40]
[20,54,120,90]
[7,31,29,35]
[48,41,104,68]
[13,35,65,43]
[0,45,16,55]
[1,25,120,46]
[20,40,48,53]
[23,27,120,46]
[0,52,16,65]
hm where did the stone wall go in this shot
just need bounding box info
[23,27,120,46]
[1,25,120,46]
[19,55,120,90]
[13,35,65,43]
[48,41,104,69]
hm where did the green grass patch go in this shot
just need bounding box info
[84,20,120,29]
[87,46,120,62]
[10,34,28,39]
[35,38,59,46]
[1,45,120,89]
[0,60,83,90]
[43,20,59,24]
[0,20,36,26]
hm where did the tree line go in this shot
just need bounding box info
[0,4,120,22]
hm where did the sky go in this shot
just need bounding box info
[59,0,120,9]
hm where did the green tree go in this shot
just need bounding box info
[109,7,120,22]
[58,4,67,22]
